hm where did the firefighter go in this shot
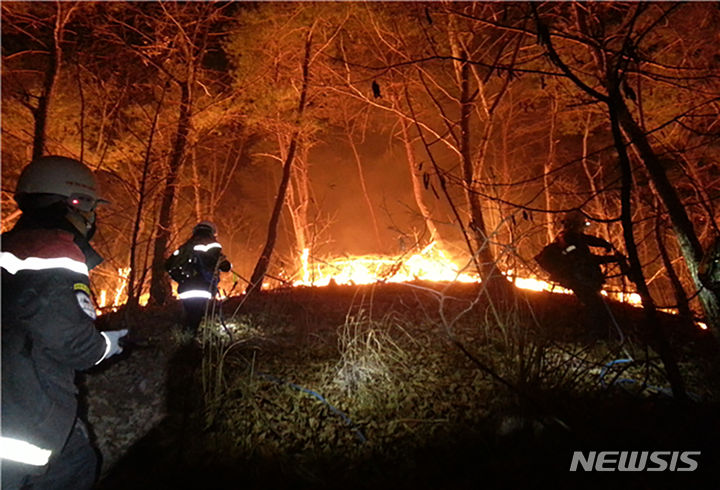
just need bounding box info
[554,211,625,328]
[1,156,128,490]
[165,221,231,336]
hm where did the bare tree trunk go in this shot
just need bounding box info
[149,80,192,305]
[459,60,496,279]
[191,147,202,221]
[580,112,613,244]
[127,83,168,307]
[399,115,438,242]
[448,26,500,281]
[286,146,311,255]
[405,90,481,278]
[246,28,314,296]
[32,4,74,159]
[609,90,687,401]
[654,207,693,322]
[544,96,558,243]
[127,81,167,307]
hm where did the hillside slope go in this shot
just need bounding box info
[87,282,720,489]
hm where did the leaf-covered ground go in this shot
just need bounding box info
[88,282,720,489]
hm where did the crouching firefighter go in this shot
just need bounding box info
[1,156,128,490]
[536,211,627,331]
[165,221,231,336]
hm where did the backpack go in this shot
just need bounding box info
[534,238,571,283]
[535,234,605,290]
[165,245,199,283]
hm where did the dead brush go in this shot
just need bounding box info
[472,295,604,395]
[200,305,270,416]
[333,310,413,405]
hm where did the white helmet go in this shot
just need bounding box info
[15,155,107,211]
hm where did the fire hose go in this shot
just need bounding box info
[598,358,701,401]
[201,297,367,444]
[258,374,367,444]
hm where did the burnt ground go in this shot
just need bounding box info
[84,282,720,489]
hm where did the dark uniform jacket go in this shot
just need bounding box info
[557,231,615,291]
[165,231,231,299]
[1,220,109,465]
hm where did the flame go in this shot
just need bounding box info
[294,243,575,296]
[503,270,572,295]
[293,242,477,287]
[607,291,642,306]
[92,241,696,330]
[293,242,647,310]
[96,267,149,314]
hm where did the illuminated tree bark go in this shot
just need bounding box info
[446,14,524,283]
[398,114,439,242]
[654,206,693,323]
[149,80,192,305]
[30,4,65,159]
[127,81,168,307]
[609,86,687,400]
[543,96,558,244]
[2,3,77,159]
[579,112,614,245]
[246,27,314,296]
[286,145,312,256]
[449,29,496,278]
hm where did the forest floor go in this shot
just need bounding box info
[85,281,720,489]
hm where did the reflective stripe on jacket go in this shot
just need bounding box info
[168,233,230,298]
[0,436,52,466]
[178,289,213,300]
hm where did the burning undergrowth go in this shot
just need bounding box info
[92,283,719,489]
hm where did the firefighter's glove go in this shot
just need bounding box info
[99,329,129,363]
